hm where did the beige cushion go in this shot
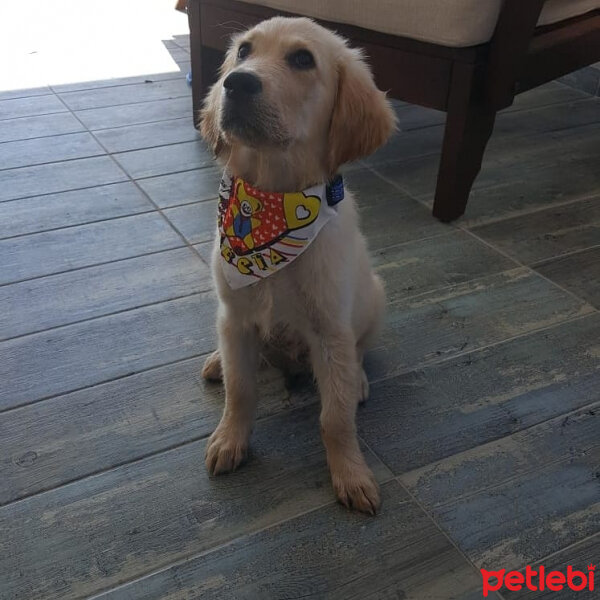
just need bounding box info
[241,0,600,47]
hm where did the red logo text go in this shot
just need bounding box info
[481,564,595,596]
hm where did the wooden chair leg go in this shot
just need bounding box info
[187,1,224,129]
[432,63,497,222]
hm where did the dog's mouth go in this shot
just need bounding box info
[221,98,290,148]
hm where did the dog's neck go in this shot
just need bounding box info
[225,142,330,192]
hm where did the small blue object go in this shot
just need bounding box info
[186,71,192,86]
[326,174,344,206]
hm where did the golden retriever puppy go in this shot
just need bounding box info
[200,17,396,513]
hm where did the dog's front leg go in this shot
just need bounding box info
[310,328,380,514]
[205,314,259,475]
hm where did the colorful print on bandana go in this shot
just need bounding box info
[218,172,341,289]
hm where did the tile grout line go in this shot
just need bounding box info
[6,405,422,595]
[0,109,68,122]
[0,115,193,146]
[0,90,52,101]
[530,241,600,268]
[96,139,204,156]
[389,90,598,142]
[458,189,600,229]
[1,300,593,532]
[0,194,219,240]
[461,227,600,313]
[358,435,491,595]
[3,341,595,552]
[0,179,129,205]
[48,72,184,95]
[0,350,216,417]
[0,425,215,510]
[513,531,600,573]
[0,137,206,173]
[398,398,600,512]
[368,230,452,254]
[369,163,445,216]
[1,314,596,549]
[366,311,596,388]
[383,265,523,306]
[85,483,421,600]
[84,135,204,157]
[134,195,216,212]
[0,208,159,242]
[0,154,129,178]
[0,148,107,173]
[1,397,322,507]
[0,127,87,146]
[49,88,213,269]
[132,164,216,182]
[2,284,594,417]
[369,108,600,186]
[360,394,599,596]
[504,115,600,139]
[84,498,341,600]
[389,93,599,140]
[2,130,588,381]
[369,104,600,227]
[505,93,599,113]
[2,290,593,424]
[364,148,441,179]
[0,244,190,289]
[88,114,192,132]
[0,163,216,206]
[0,289,210,344]
[555,78,599,99]
[0,194,219,241]
[1,351,213,415]
[50,90,192,112]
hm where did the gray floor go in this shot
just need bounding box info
[1,37,599,599]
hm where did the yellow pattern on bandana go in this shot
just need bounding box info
[217,172,342,289]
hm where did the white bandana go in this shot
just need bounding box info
[217,171,344,289]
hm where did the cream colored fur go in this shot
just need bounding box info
[200,17,396,514]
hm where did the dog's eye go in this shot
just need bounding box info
[287,49,315,70]
[237,42,251,61]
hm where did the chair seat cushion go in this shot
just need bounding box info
[240,0,600,47]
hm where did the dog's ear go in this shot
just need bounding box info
[328,48,397,173]
[199,81,227,157]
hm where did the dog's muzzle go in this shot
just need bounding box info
[220,70,265,142]
[220,69,289,147]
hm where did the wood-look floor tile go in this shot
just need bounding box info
[0,293,217,410]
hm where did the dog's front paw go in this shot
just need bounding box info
[205,421,249,475]
[331,464,380,515]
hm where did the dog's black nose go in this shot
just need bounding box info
[223,71,262,98]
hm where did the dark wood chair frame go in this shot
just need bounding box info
[187,0,600,222]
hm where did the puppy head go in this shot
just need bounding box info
[201,17,396,174]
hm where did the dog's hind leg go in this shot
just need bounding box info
[202,349,223,382]
[358,358,369,404]
[355,273,386,404]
